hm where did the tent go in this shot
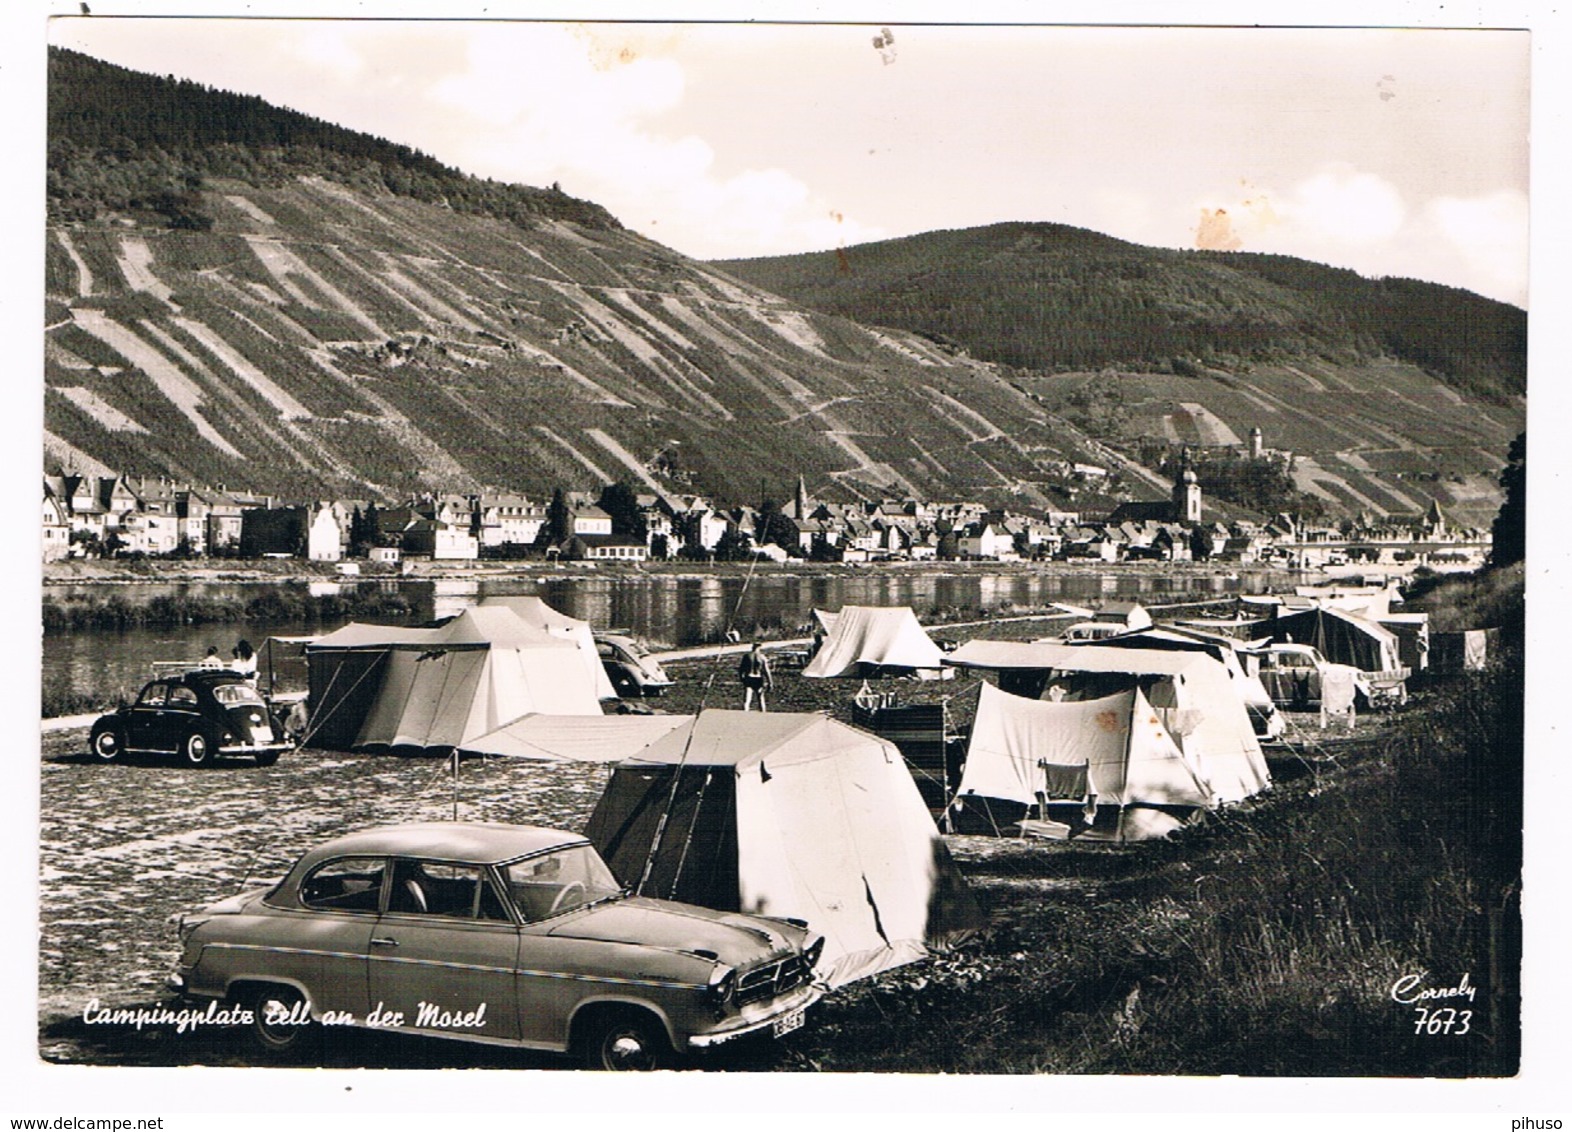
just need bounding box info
[583,709,984,987]
[957,683,1214,841]
[1093,601,1153,630]
[946,640,1270,805]
[1075,625,1283,740]
[1256,606,1405,674]
[803,605,949,679]
[479,594,618,699]
[1377,613,1431,673]
[304,606,603,752]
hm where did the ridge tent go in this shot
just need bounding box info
[802,605,949,679]
[1257,605,1405,675]
[946,640,1270,805]
[479,594,618,700]
[583,709,984,987]
[957,683,1213,841]
[304,606,602,752]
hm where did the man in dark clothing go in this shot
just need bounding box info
[738,642,773,711]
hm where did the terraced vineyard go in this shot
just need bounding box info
[45,175,1105,506]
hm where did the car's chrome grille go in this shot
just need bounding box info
[735,954,812,1005]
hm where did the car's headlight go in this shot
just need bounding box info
[803,936,825,970]
[707,965,736,1014]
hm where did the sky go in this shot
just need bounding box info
[45,15,1532,306]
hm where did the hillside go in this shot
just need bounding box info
[44,50,1115,510]
[44,51,1520,525]
[717,224,1526,527]
[714,223,1526,402]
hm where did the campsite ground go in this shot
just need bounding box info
[41,636,1516,1076]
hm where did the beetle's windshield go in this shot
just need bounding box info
[503,845,623,921]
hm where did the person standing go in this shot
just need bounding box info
[738,641,773,711]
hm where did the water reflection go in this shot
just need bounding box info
[42,568,1286,701]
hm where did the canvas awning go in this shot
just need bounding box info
[460,713,692,762]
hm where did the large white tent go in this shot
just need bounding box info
[305,606,604,752]
[803,605,948,679]
[946,640,1271,805]
[478,594,618,700]
[959,683,1216,841]
[584,709,983,987]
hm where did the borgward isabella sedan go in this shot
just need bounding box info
[169,823,825,1069]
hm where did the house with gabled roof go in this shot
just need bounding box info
[475,493,545,548]
[42,481,71,562]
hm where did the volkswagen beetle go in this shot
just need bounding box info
[168,822,824,1069]
[88,669,291,767]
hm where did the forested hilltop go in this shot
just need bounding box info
[47,47,619,233]
[716,223,1526,404]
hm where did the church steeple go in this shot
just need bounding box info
[1172,447,1202,523]
[793,474,809,521]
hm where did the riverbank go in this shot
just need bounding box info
[44,554,1299,587]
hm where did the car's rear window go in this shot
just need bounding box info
[300,856,385,913]
[212,683,265,706]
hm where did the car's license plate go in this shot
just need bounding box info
[772,1008,805,1038]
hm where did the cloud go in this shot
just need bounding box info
[1286,166,1407,245]
[1423,190,1529,305]
[419,25,881,259]
[1180,166,1525,305]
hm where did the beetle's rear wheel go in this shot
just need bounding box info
[181,731,213,767]
[90,724,123,763]
[580,1009,670,1071]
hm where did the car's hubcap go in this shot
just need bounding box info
[605,1031,653,1070]
[256,993,301,1047]
[187,736,206,761]
[95,733,117,757]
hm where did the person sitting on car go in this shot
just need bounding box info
[231,639,258,683]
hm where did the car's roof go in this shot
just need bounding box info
[297,822,585,867]
[157,669,245,685]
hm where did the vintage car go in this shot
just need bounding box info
[595,633,674,697]
[1254,643,1408,711]
[168,823,824,1069]
[88,669,291,766]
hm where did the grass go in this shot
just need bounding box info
[41,581,413,635]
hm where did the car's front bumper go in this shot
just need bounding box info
[685,982,824,1049]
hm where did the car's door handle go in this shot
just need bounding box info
[370,937,400,947]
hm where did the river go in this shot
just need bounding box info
[41,567,1287,703]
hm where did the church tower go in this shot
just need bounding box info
[1249,426,1264,460]
[1172,448,1202,523]
[793,474,809,522]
